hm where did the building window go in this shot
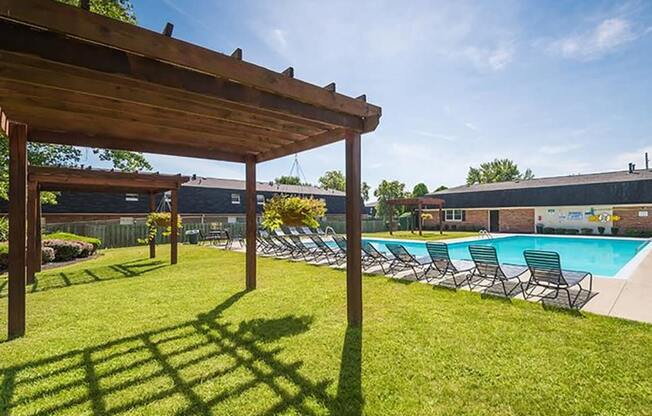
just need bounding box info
[257,194,265,205]
[231,193,240,204]
[445,209,464,221]
[125,193,139,202]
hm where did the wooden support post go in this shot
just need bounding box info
[439,206,443,235]
[8,121,27,339]
[170,189,178,264]
[245,155,257,291]
[418,201,422,236]
[345,131,362,326]
[36,189,42,272]
[388,203,393,235]
[149,193,156,259]
[26,181,37,284]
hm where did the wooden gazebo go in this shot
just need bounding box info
[1,0,381,338]
[26,166,190,283]
[387,197,445,236]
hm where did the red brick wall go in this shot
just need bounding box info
[613,206,652,231]
[422,209,488,230]
[499,209,534,233]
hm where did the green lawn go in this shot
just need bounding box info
[363,230,478,241]
[1,245,651,415]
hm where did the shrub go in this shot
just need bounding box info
[261,195,326,231]
[598,226,605,235]
[43,232,101,251]
[543,227,555,234]
[0,243,7,270]
[41,247,55,264]
[566,229,579,235]
[624,229,652,238]
[611,227,620,235]
[77,242,95,258]
[0,216,8,242]
[581,228,593,235]
[43,239,83,262]
[555,228,567,235]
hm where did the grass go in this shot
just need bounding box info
[362,230,478,241]
[0,245,651,415]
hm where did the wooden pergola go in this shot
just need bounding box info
[26,166,190,283]
[387,197,445,236]
[1,0,381,338]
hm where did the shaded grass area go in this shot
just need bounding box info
[0,245,651,415]
[363,230,478,241]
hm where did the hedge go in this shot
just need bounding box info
[43,239,83,262]
[43,232,101,251]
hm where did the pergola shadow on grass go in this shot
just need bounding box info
[0,291,362,416]
[26,166,190,284]
[1,0,381,338]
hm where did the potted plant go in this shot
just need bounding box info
[611,227,620,235]
[598,226,605,235]
[261,195,326,231]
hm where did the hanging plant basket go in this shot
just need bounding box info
[138,212,182,244]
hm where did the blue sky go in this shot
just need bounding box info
[85,0,652,195]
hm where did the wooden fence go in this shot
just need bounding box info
[44,219,387,249]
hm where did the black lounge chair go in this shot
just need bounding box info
[385,243,431,279]
[289,235,323,261]
[309,235,345,265]
[361,241,391,273]
[522,250,593,309]
[273,236,303,259]
[423,242,475,286]
[467,245,527,295]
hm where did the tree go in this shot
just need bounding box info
[318,170,345,192]
[434,185,448,192]
[412,183,429,197]
[0,0,150,204]
[466,158,534,185]
[373,180,408,219]
[361,182,370,201]
[275,176,302,186]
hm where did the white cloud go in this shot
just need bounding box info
[547,18,641,60]
[412,130,457,142]
[464,122,479,132]
[462,43,515,71]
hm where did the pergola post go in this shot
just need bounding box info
[245,155,257,291]
[8,121,27,339]
[170,189,178,264]
[418,201,423,236]
[26,181,38,284]
[36,189,42,272]
[388,202,394,235]
[345,131,362,326]
[439,205,443,235]
[148,192,156,259]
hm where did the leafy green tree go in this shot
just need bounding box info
[275,176,302,186]
[0,0,149,204]
[434,185,448,192]
[412,183,429,197]
[373,180,408,219]
[361,182,370,201]
[466,158,534,185]
[318,170,346,192]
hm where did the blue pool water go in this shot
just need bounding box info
[363,235,650,277]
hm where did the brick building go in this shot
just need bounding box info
[423,169,652,234]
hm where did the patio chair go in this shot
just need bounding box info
[273,236,302,258]
[385,243,431,279]
[361,241,392,274]
[423,242,475,286]
[299,226,314,235]
[522,250,593,309]
[289,235,322,261]
[309,235,345,265]
[310,227,326,235]
[467,245,527,296]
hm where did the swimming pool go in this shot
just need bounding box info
[363,235,650,277]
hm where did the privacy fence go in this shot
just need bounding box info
[45,219,387,249]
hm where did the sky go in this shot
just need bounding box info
[83,0,652,196]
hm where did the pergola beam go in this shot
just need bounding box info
[0,0,380,118]
[345,130,362,326]
[256,128,346,163]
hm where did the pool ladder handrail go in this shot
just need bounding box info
[479,229,494,240]
[324,226,336,235]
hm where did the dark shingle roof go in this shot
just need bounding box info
[434,169,652,195]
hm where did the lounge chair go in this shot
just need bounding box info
[273,236,303,259]
[522,250,593,309]
[299,226,314,235]
[310,227,326,235]
[385,243,431,279]
[289,235,323,261]
[309,235,345,265]
[361,241,391,273]
[467,245,527,296]
[423,242,475,286]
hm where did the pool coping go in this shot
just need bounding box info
[362,233,651,280]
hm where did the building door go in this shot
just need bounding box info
[489,210,500,232]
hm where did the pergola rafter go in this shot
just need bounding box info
[1,0,381,339]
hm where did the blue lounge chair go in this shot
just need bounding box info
[468,245,527,296]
